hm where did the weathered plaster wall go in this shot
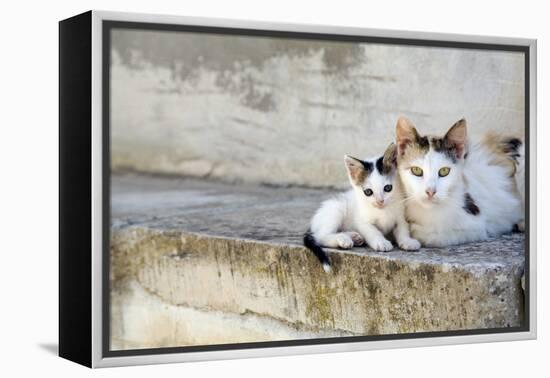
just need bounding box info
[111,29,525,187]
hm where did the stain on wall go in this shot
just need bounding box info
[110,29,525,187]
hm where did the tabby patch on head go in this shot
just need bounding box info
[396,117,467,162]
[345,144,397,186]
[376,142,398,175]
[344,155,373,185]
[395,117,468,205]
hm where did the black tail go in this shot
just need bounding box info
[303,230,332,272]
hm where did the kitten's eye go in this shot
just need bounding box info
[364,188,373,196]
[384,184,393,192]
[438,167,451,177]
[410,166,423,177]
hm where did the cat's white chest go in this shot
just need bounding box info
[357,208,396,235]
[374,216,396,235]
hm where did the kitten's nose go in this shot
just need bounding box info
[375,199,385,207]
[426,188,437,199]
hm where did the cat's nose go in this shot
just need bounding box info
[376,199,385,207]
[426,188,437,199]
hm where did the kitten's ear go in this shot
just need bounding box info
[382,143,398,172]
[344,155,370,185]
[444,118,467,159]
[396,116,419,156]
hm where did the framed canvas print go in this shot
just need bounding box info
[59,10,537,368]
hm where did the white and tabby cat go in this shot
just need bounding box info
[395,116,523,247]
[304,143,420,272]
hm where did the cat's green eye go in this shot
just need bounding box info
[438,167,451,177]
[410,166,423,177]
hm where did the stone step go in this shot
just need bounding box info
[110,173,525,349]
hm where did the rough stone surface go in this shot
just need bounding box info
[111,281,353,350]
[110,30,525,187]
[110,174,525,349]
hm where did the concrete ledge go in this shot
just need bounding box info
[111,281,353,350]
[110,174,525,348]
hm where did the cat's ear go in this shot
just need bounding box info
[396,116,419,156]
[344,155,371,185]
[444,118,467,159]
[382,143,397,172]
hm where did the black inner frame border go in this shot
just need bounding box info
[102,19,531,358]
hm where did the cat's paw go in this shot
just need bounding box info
[345,232,365,246]
[336,234,354,249]
[370,238,393,252]
[399,237,421,251]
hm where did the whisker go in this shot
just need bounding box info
[393,195,415,205]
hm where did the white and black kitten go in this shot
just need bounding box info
[304,143,420,272]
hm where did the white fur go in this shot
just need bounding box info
[515,142,526,231]
[399,142,522,246]
[310,156,420,252]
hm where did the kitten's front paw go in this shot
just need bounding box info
[370,238,393,252]
[345,232,365,246]
[399,238,421,251]
[336,234,354,249]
